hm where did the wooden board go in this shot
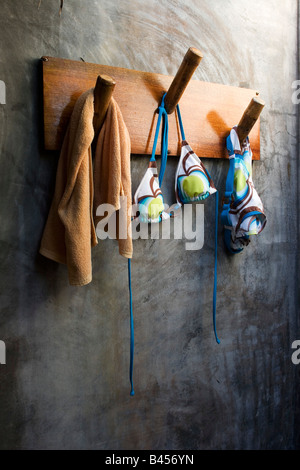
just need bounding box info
[42,56,260,159]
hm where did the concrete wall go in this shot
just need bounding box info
[0,0,298,449]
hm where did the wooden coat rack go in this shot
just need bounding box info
[42,47,264,159]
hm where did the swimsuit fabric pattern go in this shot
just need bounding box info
[222,127,266,253]
[133,162,170,223]
[175,140,217,205]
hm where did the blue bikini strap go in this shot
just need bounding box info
[177,102,219,343]
[128,258,135,396]
[213,190,220,344]
[225,133,236,196]
[150,93,169,187]
[176,104,186,141]
[221,134,236,226]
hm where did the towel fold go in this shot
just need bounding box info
[93,98,133,259]
[39,89,132,286]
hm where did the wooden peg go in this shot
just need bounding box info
[93,74,116,137]
[236,96,265,145]
[164,47,203,114]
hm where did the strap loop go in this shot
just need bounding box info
[150,93,169,187]
[176,103,186,141]
[213,191,220,344]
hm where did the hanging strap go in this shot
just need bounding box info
[178,102,219,343]
[213,191,220,344]
[150,93,169,187]
[128,259,135,396]
[176,103,186,141]
[221,134,236,227]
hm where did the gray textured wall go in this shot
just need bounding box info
[0,0,298,450]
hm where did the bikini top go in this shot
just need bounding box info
[133,94,217,221]
[133,92,220,346]
[221,127,267,253]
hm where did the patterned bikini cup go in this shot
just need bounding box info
[175,140,217,206]
[222,127,267,253]
[133,163,170,224]
[133,99,217,223]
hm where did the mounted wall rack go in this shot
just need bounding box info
[41,47,264,159]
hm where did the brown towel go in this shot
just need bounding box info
[93,98,132,259]
[39,89,132,286]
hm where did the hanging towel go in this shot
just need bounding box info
[39,89,97,285]
[39,89,133,285]
[93,98,132,259]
